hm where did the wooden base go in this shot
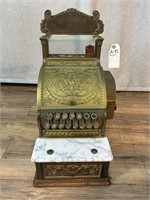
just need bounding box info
[33,173,111,187]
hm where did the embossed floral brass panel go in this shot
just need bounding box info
[42,163,103,179]
[37,58,106,110]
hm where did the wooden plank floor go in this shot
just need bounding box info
[0,84,149,200]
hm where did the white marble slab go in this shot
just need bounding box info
[31,137,113,163]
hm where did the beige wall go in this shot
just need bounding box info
[0,0,149,91]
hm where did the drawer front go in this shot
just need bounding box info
[41,162,104,179]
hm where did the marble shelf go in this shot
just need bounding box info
[31,137,113,163]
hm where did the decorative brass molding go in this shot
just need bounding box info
[43,129,101,137]
[40,8,104,37]
[45,58,98,66]
[43,163,103,179]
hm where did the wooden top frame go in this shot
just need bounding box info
[40,8,104,37]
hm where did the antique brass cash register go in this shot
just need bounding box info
[31,8,116,187]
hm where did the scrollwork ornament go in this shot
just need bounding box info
[93,10,104,35]
[93,10,100,20]
[40,8,104,36]
[44,10,51,20]
[66,8,78,15]
[40,10,52,37]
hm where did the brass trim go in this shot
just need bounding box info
[42,129,101,137]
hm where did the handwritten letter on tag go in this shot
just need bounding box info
[108,44,120,68]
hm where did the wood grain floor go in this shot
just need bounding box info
[0,84,150,200]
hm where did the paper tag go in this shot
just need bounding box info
[108,44,120,68]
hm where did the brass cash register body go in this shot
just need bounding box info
[31,8,116,187]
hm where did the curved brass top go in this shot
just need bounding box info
[37,58,106,110]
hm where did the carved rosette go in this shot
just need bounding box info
[40,8,104,37]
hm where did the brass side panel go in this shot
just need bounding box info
[104,71,116,119]
[37,58,107,110]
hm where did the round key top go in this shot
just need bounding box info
[69,113,75,120]
[51,123,57,129]
[76,113,82,120]
[44,122,50,129]
[54,113,61,120]
[93,120,99,129]
[62,113,68,120]
[58,119,65,129]
[84,112,90,120]
[91,112,97,120]
[73,119,78,129]
[79,119,85,129]
[86,119,93,129]
[65,118,71,129]
[46,113,53,120]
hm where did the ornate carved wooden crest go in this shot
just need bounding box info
[40,8,104,37]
